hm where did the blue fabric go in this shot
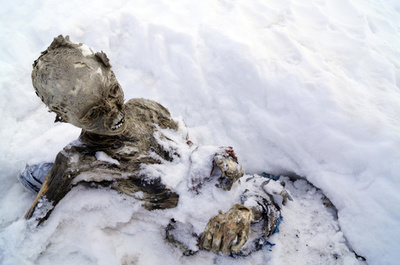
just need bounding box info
[261,172,280,181]
[272,216,283,234]
[19,162,53,193]
[264,216,283,251]
[265,241,276,251]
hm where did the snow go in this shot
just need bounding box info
[95,151,120,166]
[1,0,400,264]
[78,44,95,57]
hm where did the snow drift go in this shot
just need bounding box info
[1,0,400,264]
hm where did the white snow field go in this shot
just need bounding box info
[1,0,400,264]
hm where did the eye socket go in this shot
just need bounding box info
[109,84,121,98]
[81,107,101,123]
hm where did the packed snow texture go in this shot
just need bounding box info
[1,0,400,264]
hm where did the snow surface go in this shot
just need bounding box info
[1,0,400,264]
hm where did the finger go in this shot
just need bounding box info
[211,225,224,253]
[201,215,225,251]
[225,158,238,173]
[220,221,237,254]
[200,217,217,250]
[200,230,213,250]
[231,226,249,253]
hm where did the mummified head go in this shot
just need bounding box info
[32,35,126,135]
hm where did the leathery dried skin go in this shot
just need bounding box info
[214,153,244,191]
[200,204,254,254]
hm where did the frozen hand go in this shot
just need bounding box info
[200,204,254,254]
[214,147,244,191]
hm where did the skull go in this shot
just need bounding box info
[32,35,126,135]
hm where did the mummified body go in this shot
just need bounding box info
[26,35,284,255]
